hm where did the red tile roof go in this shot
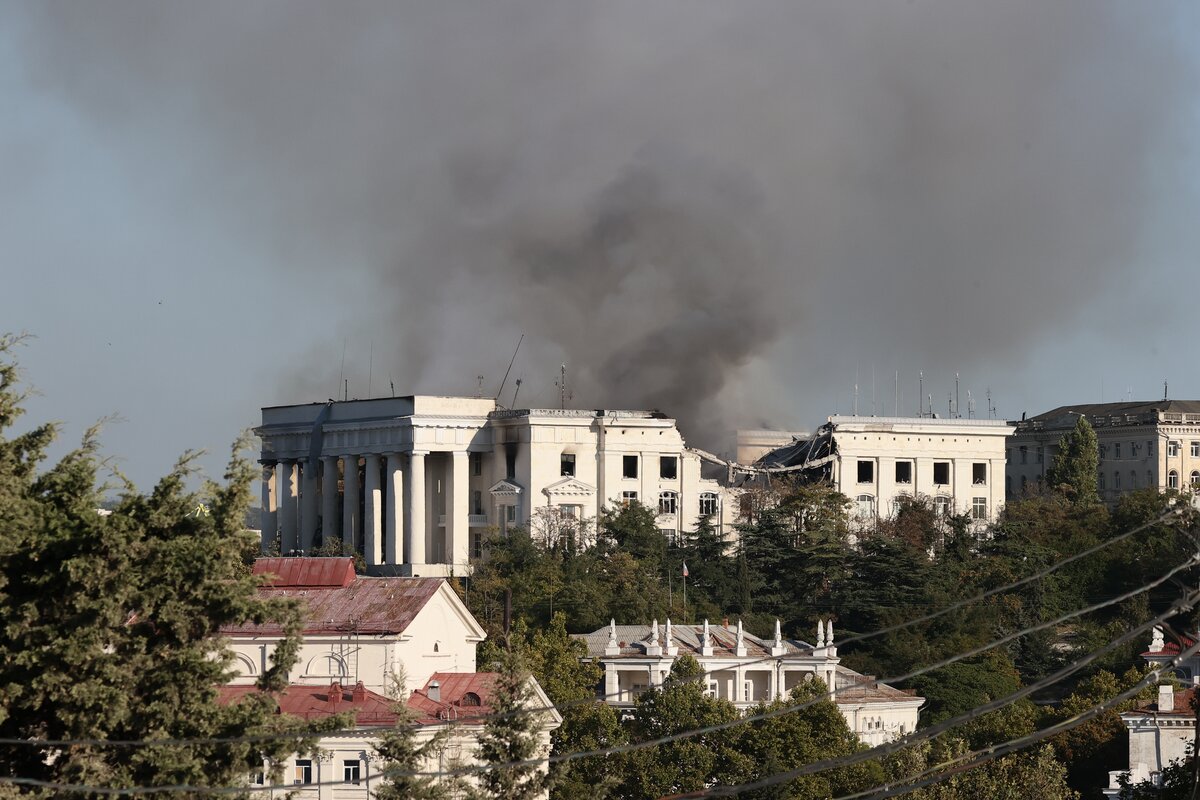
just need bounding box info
[216,674,500,728]
[408,672,498,724]
[223,560,444,636]
[1142,634,1197,658]
[1128,687,1197,717]
[253,557,356,588]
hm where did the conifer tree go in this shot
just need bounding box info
[0,334,323,795]
[373,672,460,800]
[470,652,554,800]
[1045,414,1100,505]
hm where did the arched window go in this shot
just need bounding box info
[855,495,875,518]
[698,492,719,517]
[461,692,482,707]
[1098,473,1105,492]
[1169,470,1179,490]
[304,653,348,678]
[1113,472,1121,490]
[934,496,951,518]
[658,491,678,515]
[1191,471,1200,488]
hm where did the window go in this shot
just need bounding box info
[1193,442,1200,458]
[560,504,581,519]
[250,767,266,786]
[1131,442,1140,458]
[1192,471,1200,487]
[343,760,361,785]
[560,453,576,477]
[744,681,754,702]
[1098,472,1105,492]
[1130,471,1137,489]
[706,680,719,699]
[461,691,482,706]
[622,455,638,479]
[1099,444,1107,460]
[933,462,950,485]
[660,527,679,546]
[660,456,678,480]
[972,463,987,485]
[621,490,638,506]
[934,496,951,517]
[1019,446,1028,465]
[294,759,313,785]
[857,460,874,483]
[658,491,678,515]
[472,490,483,516]
[1148,470,1154,487]
[855,495,876,518]
[1114,442,1121,459]
[1169,441,1181,457]
[505,447,516,479]
[971,497,987,521]
[1037,447,1044,465]
[890,498,904,517]
[1169,470,1179,489]
[471,451,482,476]
[895,461,912,484]
[699,492,719,516]
[500,504,516,535]
[1114,471,1121,490]
[1148,440,1155,456]
[470,530,483,559]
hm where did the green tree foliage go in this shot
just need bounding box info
[0,335,326,796]
[1045,415,1100,505]
[469,652,554,800]
[890,742,1079,800]
[373,672,462,800]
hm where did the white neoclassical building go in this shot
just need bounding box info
[1007,400,1200,503]
[256,396,737,576]
[757,415,1013,530]
[575,618,923,746]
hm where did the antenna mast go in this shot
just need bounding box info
[494,334,524,405]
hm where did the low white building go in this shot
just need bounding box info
[574,618,923,746]
[220,558,560,798]
[757,415,1013,530]
[1007,400,1200,503]
[256,397,737,576]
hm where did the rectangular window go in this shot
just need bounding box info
[506,505,517,522]
[972,463,987,485]
[295,759,313,785]
[470,530,483,559]
[699,493,719,516]
[1169,440,1181,457]
[250,768,266,786]
[1148,440,1155,456]
[1114,442,1122,459]
[623,455,638,479]
[1037,447,1044,465]
[743,681,754,702]
[706,680,719,699]
[895,461,912,484]
[971,497,987,521]
[472,490,483,515]
[1114,471,1121,489]
[1019,446,1028,465]
[933,462,950,485]
[1192,442,1199,457]
[621,490,638,506]
[934,496,951,517]
[660,456,678,480]
[560,504,581,519]
[561,453,576,477]
[505,447,517,479]
[343,760,361,785]
[1098,472,1106,492]
[471,451,482,476]
[658,492,678,515]
[660,527,678,546]
[1131,442,1140,458]
[857,460,874,484]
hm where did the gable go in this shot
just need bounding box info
[542,477,597,498]
[489,479,523,497]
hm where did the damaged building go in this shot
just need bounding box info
[754,415,1013,529]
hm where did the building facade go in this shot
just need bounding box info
[1007,401,1200,503]
[757,416,1013,529]
[575,618,923,746]
[256,397,736,576]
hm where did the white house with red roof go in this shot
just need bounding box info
[575,617,923,746]
[1103,627,1200,796]
[217,558,560,797]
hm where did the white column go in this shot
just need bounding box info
[260,463,277,554]
[321,457,339,547]
[406,451,427,566]
[385,453,404,565]
[363,454,383,567]
[300,461,318,552]
[342,456,360,553]
[278,460,298,555]
[447,450,470,567]
[604,666,619,701]
[735,666,745,703]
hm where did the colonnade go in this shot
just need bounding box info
[258,450,472,570]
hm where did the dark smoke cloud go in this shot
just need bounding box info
[7,1,1196,449]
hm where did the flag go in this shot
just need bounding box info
[682,562,689,578]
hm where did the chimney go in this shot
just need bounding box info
[1158,684,1175,713]
[328,682,343,707]
[352,681,366,703]
[428,680,441,702]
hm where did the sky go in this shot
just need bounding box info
[2,1,1199,491]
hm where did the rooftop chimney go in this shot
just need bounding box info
[328,682,343,706]
[428,680,441,702]
[352,681,366,703]
[1159,684,1175,713]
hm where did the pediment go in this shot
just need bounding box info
[542,477,597,497]
[489,479,523,497]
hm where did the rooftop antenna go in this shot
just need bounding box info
[919,372,924,417]
[494,334,524,405]
[955,372,960,419]
[986,388,995,419]
[367,340,374,398]
[511,378,522,408]
[390,379,395,398]
[967,390,975,419]
[476,375,484,398]
[556,364,572,410]
[928,393,933,418]
[337,338,347,402]
[344,379,349,402]
[1164,380,1169,402]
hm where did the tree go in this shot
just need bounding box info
[0,334,325,794]
[374,671,462,800]
[1045,415,1100,505]
[470,652,554,800]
